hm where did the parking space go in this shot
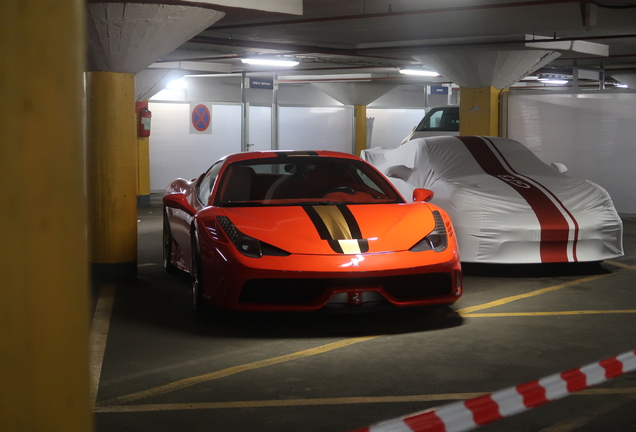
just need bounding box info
[92,205,636,432]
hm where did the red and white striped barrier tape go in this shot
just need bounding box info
[352,350,636,432]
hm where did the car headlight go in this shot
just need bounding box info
[216,216,290,258]
[410,210,448,253]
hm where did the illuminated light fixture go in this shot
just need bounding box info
[399,69,440,77]
[241,58,299,67]
[538,78,568,85]
[166,78,187,89]
[538,74,568,85]
[615,83,629,88]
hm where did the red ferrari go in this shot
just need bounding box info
[162,150,462,312]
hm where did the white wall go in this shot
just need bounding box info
[148,102,241,190]
[248,105,272,151]
[148,103,354,190]
[279,106,353,152]
[367,108,425,149]
[507,91,636,214]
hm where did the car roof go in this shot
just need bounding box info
[222,150,362,164]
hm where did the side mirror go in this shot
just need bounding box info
[163,193,196,215]
[413,188,434,202]
[551,162,568,174]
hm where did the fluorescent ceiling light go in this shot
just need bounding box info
[399,69,440,77]
[615,83,629,88]
[166,78,187,89]
[538,78,568,85]
[241,58,299,67]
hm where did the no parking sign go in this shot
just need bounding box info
[189,102,212,134]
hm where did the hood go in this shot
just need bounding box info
[219,203,436,255]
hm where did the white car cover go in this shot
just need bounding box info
[362,136,623,264]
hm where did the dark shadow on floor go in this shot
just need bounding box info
[109,272,464,340]
[462,261,611,278]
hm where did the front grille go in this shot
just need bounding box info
[238,272,453,304]
[239,279,326,304]
[382,273,452,299]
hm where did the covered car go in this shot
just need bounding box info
[362,136,623,264]
[163,150,462,312]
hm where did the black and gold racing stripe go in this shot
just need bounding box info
[303,204,369,254]
[274,151,319,157]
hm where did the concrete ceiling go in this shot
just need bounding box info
[150,0,636,87]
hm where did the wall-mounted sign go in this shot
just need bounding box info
[428,85,449,95]
[248,77,275,90]
[189,102,212,134]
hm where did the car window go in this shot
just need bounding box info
[215,157,403,207]
[415,107,459,132]
[196,161,223,205]
[354,167,384,195]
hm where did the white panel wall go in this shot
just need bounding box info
[248,105,271,151]
[148,102,241,190]
[279,83,343,106]
[367,108,425,149]
[279,106,353,152]
[507,91,636,214]
[149,103,354,190]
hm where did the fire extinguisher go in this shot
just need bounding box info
[138,107,152,137]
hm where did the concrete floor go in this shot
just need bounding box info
[93,203,636,432]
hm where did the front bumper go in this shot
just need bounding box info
[200,246,462,311]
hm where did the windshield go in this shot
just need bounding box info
[215,156,404,207]
[415,107,459,132]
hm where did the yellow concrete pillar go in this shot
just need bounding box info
[86,72,138,281]
[354,105,367,156]
[137,135,151,205]
[459,86,500,136]
[136,102,151,207]
[0,0,94,431]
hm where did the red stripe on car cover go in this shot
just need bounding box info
[483,137,580,262]
[457,136,573,262]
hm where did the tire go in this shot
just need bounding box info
[163,207,177,274]
[191,228,207,315]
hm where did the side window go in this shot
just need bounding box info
[447,109,460,131]
[197,162,223,205]
[427,110,444,129]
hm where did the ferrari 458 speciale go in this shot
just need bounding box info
[163,150,462,312]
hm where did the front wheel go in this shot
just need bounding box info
[191,229,207,314]
[163,208,177,274]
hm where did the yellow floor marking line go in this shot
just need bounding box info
[456,273,609,315]
[464,310,636,318]
[604,260,636,270]
[90,284,116,407]
[94,387,636,413]
[97,335,382,407]
[95,393,485,413]
[97,265,635,408]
